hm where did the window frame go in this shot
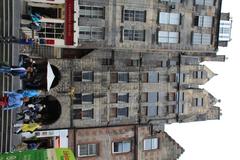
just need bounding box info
[124,9,146,22]
[78,143,98,157]
[158,31,179,43]
[124,29,145,41]
[112,140,131,154]
[79,5,105,19]
[143,138,159,151]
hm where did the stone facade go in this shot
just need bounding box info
[68,125,184,160]
[77,0,222,53]
[46,49,224,130]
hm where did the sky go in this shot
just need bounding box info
[165,0,239,159]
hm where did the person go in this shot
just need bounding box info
[0,62,33,78]
[17,89,41,98]
[14,122,42,134]
[0,92,30,110]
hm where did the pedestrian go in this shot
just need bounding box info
[17,89,42,98]
[14,122,42,134]
[0,62,33,78]
[0,92,30,110]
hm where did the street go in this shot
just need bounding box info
[0,0,22,153]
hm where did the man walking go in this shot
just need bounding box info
[0,62,33,78]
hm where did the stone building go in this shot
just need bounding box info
[46,50,224,130]
[68,125,184,160]
[25,0,223,53]
[75,0,222,53]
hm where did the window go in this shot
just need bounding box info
[79,26,104,40]
[102,58,113,65]
[118,72,129,83]
[193,71,203,79]
[118,93,129,103]
[147,105,158,116]
[158,31,179,43]
[148,72,159,83]
[73,71,94,82]
[148,92,158,103]
[195,0,214,6]
[194,16,213,27]
[192,33,211,45]
[143,138,158,150]
[38,22,64,39]
[112,141,131,153]
[82,93,94,104]
[117,107,129,117]
[73,93,94,104]
[124,10,146,22]
[73,109,94,119]
[168,92,176,101]
[194,98,204,106]
[160,0,181,3]
[110,93,129,103]
[127,59,140,66]
[79,6,104,19]
[124,29,145,41]
[159,12,180,25]
[73,72,82,81]
[78,144,97,157]
[167,105,176,113]
[73,93,82,104]
[82,71,94,81]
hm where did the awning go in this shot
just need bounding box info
[47,62,55,91]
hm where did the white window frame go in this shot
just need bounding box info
[158,31,179,43]
[143,138,159,150]
[78,144,97,157]
[192,33,211,45]
[195,0,214,6]
[197,16,213,27]
[112,141,131,153]
[159,12,180,25]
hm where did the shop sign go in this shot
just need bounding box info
[65,0,74,45]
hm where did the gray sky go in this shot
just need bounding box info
[165,1,239,159]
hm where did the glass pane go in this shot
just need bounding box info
[195,0,204,5]
[169,13,180,25]
[82,71,93,81]
[205,0,214,6]
[117,107,128,117]
[88,144,97,155]
[122,142,131,152]
[202,33,211,45]
[159,12,169,24]
[79,144,88,156]
[118,72,129,82]
[124,10,134,21]
[158,31,169,43]
[135,11,145,22]
[148,71,158,83]
[151,138,158,149]
[82,94,93,103]
[118,93,129,103]
[192,33,202,44]
[147,105,158,116]
[144,139,151,150]
[203,16,213,27]
[169,32,179,43]
[148,92,158,103]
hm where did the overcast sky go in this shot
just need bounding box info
[165,1,239,159]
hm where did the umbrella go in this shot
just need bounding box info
[47,62,55,91]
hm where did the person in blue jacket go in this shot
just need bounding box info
[0,92,30,110]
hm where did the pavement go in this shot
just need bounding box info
[0,0,25,153]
